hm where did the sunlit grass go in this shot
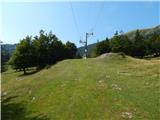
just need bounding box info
[2,55,160,120]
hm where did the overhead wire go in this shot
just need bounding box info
[69,0,81,38]
[69,1,105,41]
[91,2,105,33]
[87,2,93,32]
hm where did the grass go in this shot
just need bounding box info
[1,54,160,120]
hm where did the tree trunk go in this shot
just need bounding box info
[23,68,26,74]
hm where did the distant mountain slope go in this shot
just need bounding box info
[1,44,17,62]
[78,43,96,57]
[1,44,16,55]
[125,25,160,40]
[77,25,160,56]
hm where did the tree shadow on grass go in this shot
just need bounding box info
[17,64,54,76]
[18,69,42,77]
[1,95,50,120]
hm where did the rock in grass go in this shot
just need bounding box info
[121,112,133,119]
[111,84,122,91]
[97,80,105,88]
[32,97,35,101]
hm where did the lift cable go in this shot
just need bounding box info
[91,2,105,33]
[69,1,81,38]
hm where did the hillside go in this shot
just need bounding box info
[78,43,96,57]
[78,25,160,56]
[125,25,160,40]
[1,44,17,63]
[2,25,160,58]
[2,54,160,120]
[1,44,17,55]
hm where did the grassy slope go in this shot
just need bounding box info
[2,55,160,120]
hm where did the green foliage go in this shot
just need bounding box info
[9,30,77,74]
[131,30,146,57]
[32,30,60,67]
[110,34,132,55]
[95,38,110,56]
[148,33,160,56]
[1,50,9,72]
[1,44,15,72]
[65,41,77,59]
[75,52,82,59]
[94,30,160,58]
[8,36,35,74]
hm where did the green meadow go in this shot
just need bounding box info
[2,54,160,120]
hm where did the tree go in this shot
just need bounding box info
[33,30,68,67]
[95,38,110,56]
[132,30,146,57]
[114,31,119,36]
[33,30,53,67]
[1,51,8,72]
[110,34,132,55]
[50,39,66,62]
[9,36,35,74]
[1,46,10,72]
[92,29,160,58]
[65,41,77,59]
[9,30,78,74]
[149,34,160,56]
[75,52,82,59]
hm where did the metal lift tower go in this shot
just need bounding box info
[80,32,93,59]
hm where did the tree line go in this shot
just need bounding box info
[1,48,10,72]
[8,30,77,74]
[95,30,160,58]
[1,44,16,72]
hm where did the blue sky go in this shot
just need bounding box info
[1,1,159,47]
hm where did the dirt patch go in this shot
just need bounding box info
[96,53,116,59]
[96,52,126,59]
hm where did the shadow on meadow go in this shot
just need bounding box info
[1,95,50,120]
[17,67,43,77]
[18,65,53,76]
